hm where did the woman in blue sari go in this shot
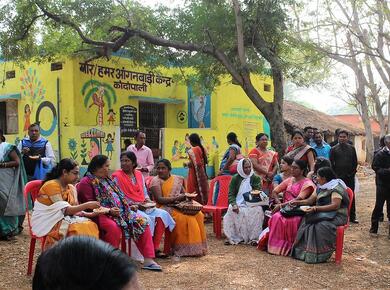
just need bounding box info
[0,129,26,240]
[218,132,243,176]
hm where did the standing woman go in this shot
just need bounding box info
[249,133,279,195]
[218,132,243,175]
[77,155,162,271]
[186,133,209,205]
[112,151,175,257]
[223,159,264,245]
[31,159,100,249]
[150,159,207,257]
[267,160,316,256]
[0,130,26,240]
[285,130,316,175]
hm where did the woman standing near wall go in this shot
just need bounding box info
[186,133,209,205]
[218,132,243,175]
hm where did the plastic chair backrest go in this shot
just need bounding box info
[345,187,354,225]
[208,175,232,207]
[23,180,43,235]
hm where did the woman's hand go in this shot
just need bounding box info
[130,205,138,212]
[289,200,301,207]
[109,207,121,217]
[232,205,239,214]
[84,201,100,210]
[272,203,282,213]
[302,206,316,213]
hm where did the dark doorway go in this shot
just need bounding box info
[139,102,165,158]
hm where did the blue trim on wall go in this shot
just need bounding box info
[171,166,214,178]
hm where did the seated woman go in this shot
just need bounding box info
[150,159,207,257]
[223,158,264,245]
[31,158,99,249]
[112,151,175,258]
[307,157,331,184]
[267,160,316,256]
[77,155,161,271]
[291,167,349,263]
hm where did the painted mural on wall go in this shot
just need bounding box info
[104,132,115,159]
[82,80,118,126]
[19,68,58,137]
[165,129,219,172]
[188,86,211,128]
[80,128,107,163]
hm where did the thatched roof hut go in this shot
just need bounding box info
[283,101,366,137]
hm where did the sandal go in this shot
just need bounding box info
[224,240,232,246]
[142,263,162,272]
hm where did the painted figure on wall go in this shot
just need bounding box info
[107,109,116,125]
[172,140,181,161]
[88,86,105,126]
[23,104,32,136]
[212,136,219,150]
[190,95,206,128]
[82,80,117,127]
[88,138,100,160]
[104,133,115,159]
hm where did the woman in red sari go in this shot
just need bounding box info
[186,133,209,205]
[286,130,316,175]
[249,133,278,195]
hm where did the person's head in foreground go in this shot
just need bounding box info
[33,236,140,290]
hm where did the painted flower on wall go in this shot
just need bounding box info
[68,138,78,160]
[68,138,77,151]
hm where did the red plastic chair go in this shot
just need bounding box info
[335,187,354,264]
[23,180,44,275]
[202,175,232,239]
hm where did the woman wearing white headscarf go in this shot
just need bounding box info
[223,158,264,245]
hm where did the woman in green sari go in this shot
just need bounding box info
[0,129,26,240]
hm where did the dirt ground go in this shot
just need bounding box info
[1,176,390,290]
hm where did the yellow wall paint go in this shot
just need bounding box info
[0,56,272,175]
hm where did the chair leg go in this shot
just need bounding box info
[163,229,171,255]
[212,211,217,234]
[216,209,222,239]
[27,238,36,275]
[335,226,345,265]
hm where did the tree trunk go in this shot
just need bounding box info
[388,92,390,134]
[268,66,286,158]
[356,70,374,163]
[360,100,375,163]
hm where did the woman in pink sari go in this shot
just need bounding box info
[267,159,316,256]
[249,133,278,195]
[186,133,209,205]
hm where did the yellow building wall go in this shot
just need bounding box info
[0,59,75,160]
[0,56,273,176]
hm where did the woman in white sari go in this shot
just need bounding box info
[223,159,264,245]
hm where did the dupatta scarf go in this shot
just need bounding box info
[112,169,145,203]
[84,172,148,240]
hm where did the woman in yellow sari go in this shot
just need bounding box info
[150,159,207,257]
[32,158,100,249]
